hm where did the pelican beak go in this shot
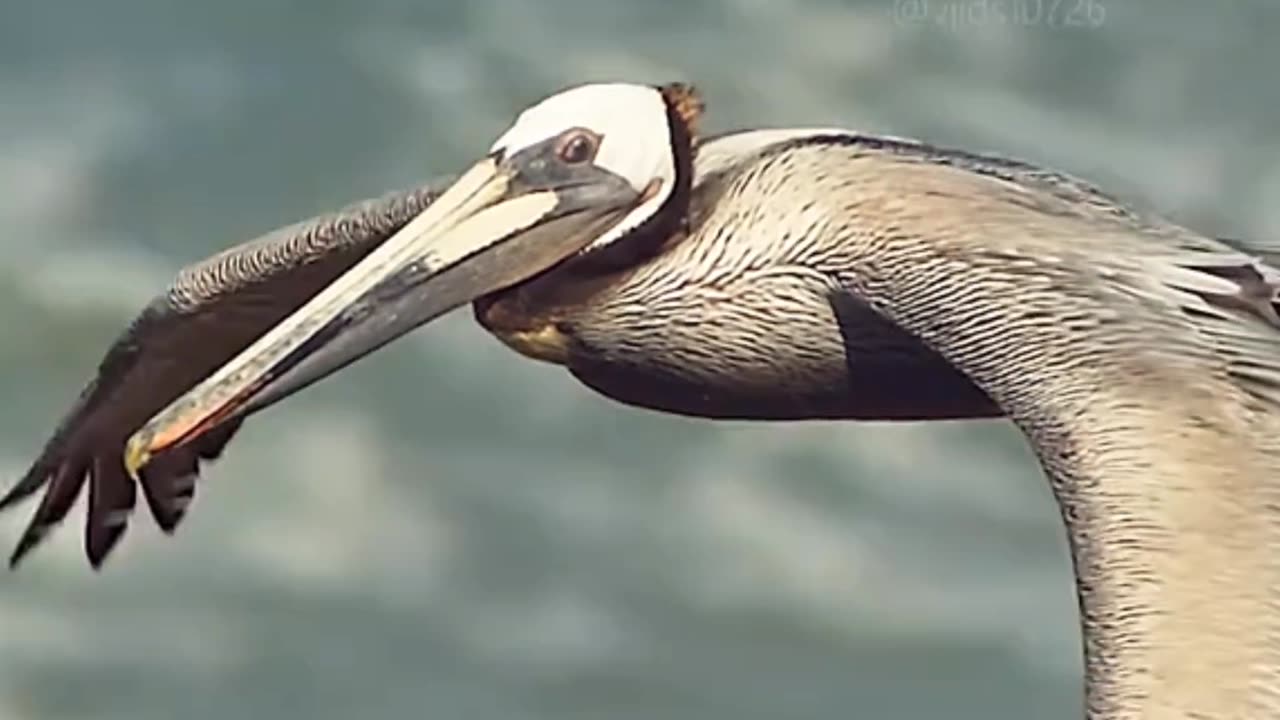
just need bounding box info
[123,148,647,478]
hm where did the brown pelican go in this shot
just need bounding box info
[4,82,1278,718]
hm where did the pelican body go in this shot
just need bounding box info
[4,82,1278,719]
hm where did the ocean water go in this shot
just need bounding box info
[0,1,1277,718]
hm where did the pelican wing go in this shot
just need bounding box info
[708,128,1280,410]
[765,137,1280,713]
[0,181,449,568]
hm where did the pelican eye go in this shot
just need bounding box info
[556,130,599,165]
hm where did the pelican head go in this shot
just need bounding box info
[491,82,690,253]
[123,81,700,473]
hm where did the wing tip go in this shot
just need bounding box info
[85,521,128,570]
[0,454,60,514]
[7,521,49,570]
[1,473,53,571]
[6,506,135,572]
[5,419,242,571]
[0,485,26,513]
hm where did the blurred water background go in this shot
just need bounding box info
[0,1,1277,718]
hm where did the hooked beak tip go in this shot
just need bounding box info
[123,433,151,483]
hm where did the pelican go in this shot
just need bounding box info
[3,81,1278,718]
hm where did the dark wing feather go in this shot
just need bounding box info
[137,418,241,535]
[1,181,448,569]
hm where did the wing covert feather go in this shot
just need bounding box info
[1,180,448,568]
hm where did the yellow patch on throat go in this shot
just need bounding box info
[491,323,572,365]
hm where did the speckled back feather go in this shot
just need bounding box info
[543,129,1280,718]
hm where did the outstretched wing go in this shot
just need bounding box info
[0,181,449,569]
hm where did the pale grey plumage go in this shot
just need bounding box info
[5,103,1277,720]
[480,128,1280,718]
